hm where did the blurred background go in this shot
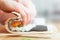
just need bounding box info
[32,0,60,23]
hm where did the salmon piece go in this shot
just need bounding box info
[10,21,23,28]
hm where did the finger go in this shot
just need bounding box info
[18,0,36,21]
[0,0,16,12]
[16,3,31,24]
[0,0,22,12]
[14,0,35,24]
[14,3,28,25]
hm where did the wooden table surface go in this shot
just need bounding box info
[0,22,60,40]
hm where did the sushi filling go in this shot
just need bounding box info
[6,12,26,32]
[8,18,24,32]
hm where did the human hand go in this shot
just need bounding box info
[0,0,36,25]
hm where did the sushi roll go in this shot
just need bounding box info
[5,12,25,33]
[0,10,24,33]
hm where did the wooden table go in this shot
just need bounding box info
[0,22,60,40]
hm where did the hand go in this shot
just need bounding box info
[0,0,36,25]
